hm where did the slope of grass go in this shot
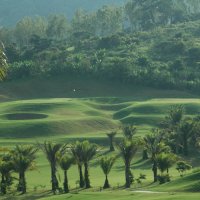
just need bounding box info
[0,97,200,138]
[154,170,200,192]
[0,79,200,199]
[0,77,198,101]
[2,191,197,200]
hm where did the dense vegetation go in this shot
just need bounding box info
[1,0,200,93]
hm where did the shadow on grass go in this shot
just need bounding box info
[114,158,152,171]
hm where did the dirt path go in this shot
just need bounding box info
[132,190,168,194]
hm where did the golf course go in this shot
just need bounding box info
[1,0,200,199]
[0,78,199,200]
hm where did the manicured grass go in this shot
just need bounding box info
[2,191,200,200]
[39,192,200,200]
[0,98,200,138]
[0,79,200,199]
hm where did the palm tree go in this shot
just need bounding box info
[0,45,7,80]
[81,141,97,189]
[156,153,177,175]
[107,131,117,151]
[122,125,137,140]
[143,130,169,182]
[0,154,13,194]
[39,142,66,194]
[179,118,194,156]
[58,154,75,193]
[161,105,184,154]
[164,105,184,127]
[100,156,116,189]
[71,141,85,188]
[118,139,138,188]
[11,145,37,194]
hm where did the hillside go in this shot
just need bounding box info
[0,0,125,26]
[0,77,199,139]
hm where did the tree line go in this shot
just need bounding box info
[1,1,200,92]
[1,9,200,93]
[1,0,200,44]
[0,105,199,195]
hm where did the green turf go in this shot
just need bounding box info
[0,78,200,199]
[2,191,200,200]
[0,98,200,138]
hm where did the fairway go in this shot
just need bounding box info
[0,97,200,139]
[0,93,200,199]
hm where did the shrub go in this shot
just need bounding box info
[157,174,171,184]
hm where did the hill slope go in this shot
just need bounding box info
[0,78,199,139]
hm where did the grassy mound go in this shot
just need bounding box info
[0,98,200,138]
[155,170,200,192]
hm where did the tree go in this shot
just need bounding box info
[156,153,177,174]
[96,6,123,36]
[100,156,116,189]
[162,105,185,154]
[165,105,184,128]
[122,125,137,140]
[176,161,192,177]
[39,142,66,194]
[179,118,194,156]
[81,141,97,188]
[71,141,85,188]
[107,131,117,151]
[0,154,13,194]
[58,154,75,193]
[143,130,170,182]
[46,14,69,40]
[11,145,37,194]
[0,46,7,80]
[118,139,138,188]
[71,9,96,36]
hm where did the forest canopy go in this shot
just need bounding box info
[1,0,200,92]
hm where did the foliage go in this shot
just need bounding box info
[0,46,7,80]
[39,142,66,194]
[157,173,171,184]
[176,161,192,176]
[11,145,38,194]
[1,1,200,93]
[156,152,177,174]
[58,154,75,193]
[100,156,116,188]
[122,125,137,140]
[118,139,138,188]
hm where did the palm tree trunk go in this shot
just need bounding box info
[51,165,58,194]
[109,137,115,151]
[103,174,110,189]
[152,161,158,182]
[63,170,69,193]
[84,162,91,188]
[125,161,131,188]
[78,164,85,188]
[183,138,188,156]
[1,173,6,194]
[18,171,26,194]
[142,149,148,160]
[21,172,26,194]
[17,172,23,192]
